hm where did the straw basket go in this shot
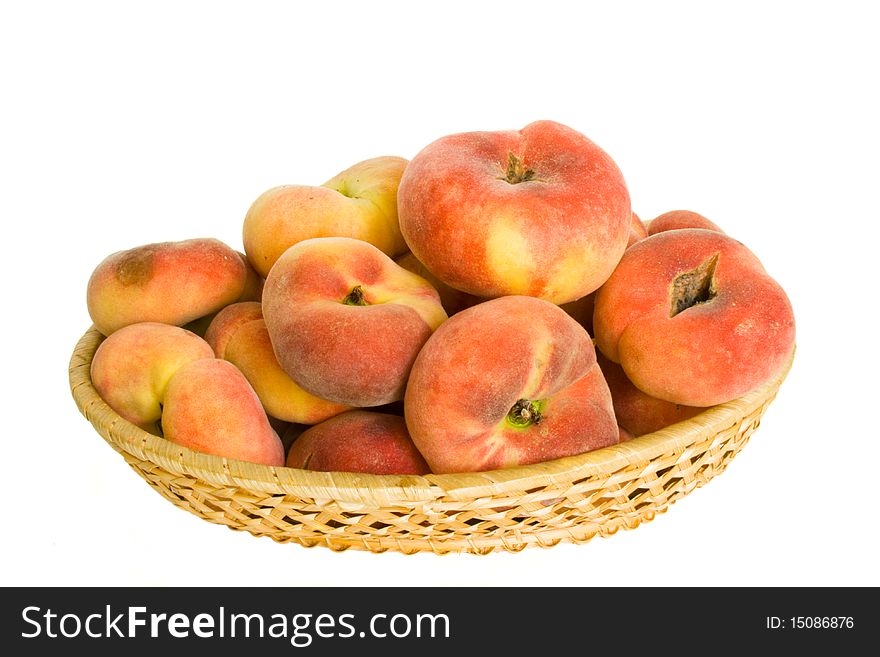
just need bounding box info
[69,325,794,555]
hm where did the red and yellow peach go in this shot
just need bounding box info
[87,238,248,336]
[286,411,430,475]
[397,120,632,304]
[90,322,215,434]
[262,236,448,407]
[404,295,619,474]
[161,358,286,467]
[243,156,410,279]
[593,228,796,407]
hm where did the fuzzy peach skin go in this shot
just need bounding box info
[182,253,263,339]
[205,303,351,423]
[236,250,265,302]
[397,249,598,333]
[559,293,596,335]
[161,358,285,466]
[563,212,645,336]
[397,120,631,304]
[286,411,430,475]
[87,238,248,336]
[243,156,410,279]
[262,236,448,407]
[646,210,724,235]
[593,229,796,407]
[628,211,648,247]
[224,318,352,425]
[90,322,215,434]
[596,351,705,437]
[395,251,480,316]
[404,295,618,474]
[204,301,265,358]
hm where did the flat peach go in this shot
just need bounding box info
[87,238,248,336]
[243,156,410,278]
[286,411,430,475]
[596,351,705,436]
[204,301,264,358]
[90,322,215,433]
[593,229,795,406]
[161,358,285,467]
[397,120,632,304]
[262,237,447,407]
[224,319,352,425]
[646,210,724,235]
[405,295,618,474]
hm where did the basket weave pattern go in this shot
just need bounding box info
[70,326,790,555]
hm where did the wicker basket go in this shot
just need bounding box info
[69,325,793,555]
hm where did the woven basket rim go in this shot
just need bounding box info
[70,325,794,506]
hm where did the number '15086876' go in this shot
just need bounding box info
[766,617,854,629]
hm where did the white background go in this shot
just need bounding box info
[2,1,878,588]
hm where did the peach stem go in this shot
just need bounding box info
[500,152,536,184]
[342,285,368,306]
[669,253,719,317]
[507,398,544,427]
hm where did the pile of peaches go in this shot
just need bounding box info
[85,120,796,476]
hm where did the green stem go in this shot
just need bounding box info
[342,285,368,306]
[506,398,544,428]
